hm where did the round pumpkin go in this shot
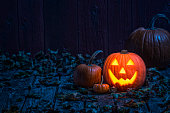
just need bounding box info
[93,76,110,94]
[126,14,170,67]
[103,50,146,91]
[74,50,103,87]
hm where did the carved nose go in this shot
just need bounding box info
[119,67,126,74]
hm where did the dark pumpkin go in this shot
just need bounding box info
[74,50,103,87]
[125,14,170,67]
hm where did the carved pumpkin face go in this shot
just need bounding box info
[103,50,146,91]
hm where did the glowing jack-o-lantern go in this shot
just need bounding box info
[103,50,146,91]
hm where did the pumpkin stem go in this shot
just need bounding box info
[100,75,103,85]
[150,14,170,29]
[120,50,128,54]
[88,50,103,66]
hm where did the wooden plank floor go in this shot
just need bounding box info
[0,70,60,112]
[0,70,35,112]
[0,50,169,113]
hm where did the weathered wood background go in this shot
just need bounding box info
[0,0,169,56]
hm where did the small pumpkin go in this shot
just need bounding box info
[93,76,110,94]
[126,14,170,67]
[103,50,146,91]
[74,50,103,87]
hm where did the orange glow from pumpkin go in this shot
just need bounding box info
[127,59,134,65]
[111,59,119,65]
[108,69,137,86]
[119,67,126,74]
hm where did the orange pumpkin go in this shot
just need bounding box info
[93,76,110,93]
[74,50,103,87]
[103,50,146,91]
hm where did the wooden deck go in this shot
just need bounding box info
[0,68,169,112]
[0,50,169,112]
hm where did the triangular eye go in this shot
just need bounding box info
[111,59,119,65]
[127,59,134,65]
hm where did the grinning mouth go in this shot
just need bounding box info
[108,69,137,86]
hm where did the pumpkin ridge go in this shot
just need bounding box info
[133,53,146,88]
[106,54,114,85]
[155,32,161,65]
[114,53,122,80]
[149,31,154,61]
[132,53,140,88]
[127,53,135,79]
[104,53,118,85]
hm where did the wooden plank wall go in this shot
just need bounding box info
[0,0,44,55]
[0,0,169,56]
[44,0,77,54]
[0,0,19,53]
[17,0,44,54]
[76,0,108,56]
